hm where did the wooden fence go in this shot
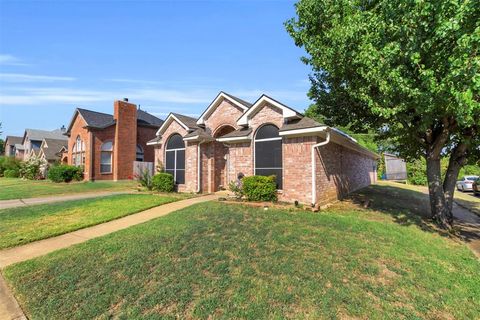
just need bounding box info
[133,161,154,178]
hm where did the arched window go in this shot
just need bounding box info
[165,134,185,184]
[72,135,85,167]
[101,141,113,173]
[136,145,144,162]
[254,124,283,189]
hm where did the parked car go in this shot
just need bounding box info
[456,175,479,192]
[473,178,480,196]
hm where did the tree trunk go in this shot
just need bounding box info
[426,156,452,229]
[443,142,469,212]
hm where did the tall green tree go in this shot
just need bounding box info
[286,0,479,229]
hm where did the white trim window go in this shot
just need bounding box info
[72,135,85,167]
[136,145,144,162]
[165,134,185,184]
[254,124,283,189]
[100,141,113,174]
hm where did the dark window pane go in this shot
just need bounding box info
[166,134,185,149]
[255,124,279,140]
[255,140,282,168]
[100,164,111,173]
[165,151,175,170]
[165,169,175,177]
[255,168,282,189]
[176,150,185,170]
[176,169,185,184]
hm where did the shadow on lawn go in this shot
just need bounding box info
[346,183,480,243]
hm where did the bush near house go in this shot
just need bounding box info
[0,156,22,177]
[19,156,45,180]
[242,175,277,202]
[47,165,83,183]
[152,173,174,192]
[4,169,20,178]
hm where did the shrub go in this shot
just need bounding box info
[138,169,153,190]
[47,165,83,182]
[228,180,244,199]
[152,173,174,192]
[3,169,19,178]
[242,175,277,202]
[20,156,45,180]
[0,156,21,177]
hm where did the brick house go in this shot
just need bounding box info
[65,99,163,181]
[150,92,379,206]
[21,128,67,160]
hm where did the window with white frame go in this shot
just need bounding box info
[72,136,85,167]
[254,124,283,189]
[100,141,113,173]
[165,134,185,184]
[136,145,144,162]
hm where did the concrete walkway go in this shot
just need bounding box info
[0,191,132,210]
[452,202,480,258]
[0,194,217,268]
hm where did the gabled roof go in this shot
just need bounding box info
[196,91,252,125]
[66,107,164,133]
[23,128,67,145]
[156,113,199,136]
[5,136,23,146]
[41,138,68,161]
[237,95,302,126]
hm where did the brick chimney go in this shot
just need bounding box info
[113,98,137,181]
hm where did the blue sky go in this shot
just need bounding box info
[0,0,311,138]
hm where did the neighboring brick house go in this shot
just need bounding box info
[65,99,163,181]
[150,92,379,206]
[21,128,68,160]
[4,136,23,158]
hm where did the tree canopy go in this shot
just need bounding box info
[286,0,479,228]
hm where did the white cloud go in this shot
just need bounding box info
[0,73,76,82]
[0,54,28,66]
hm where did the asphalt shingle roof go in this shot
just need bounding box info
[171,113,199,130]
[222,92,253,108]
[5,136,23,145]
[183,128,214,140]
[219,127,252,138]
[42,138,68,161]
[25,129,68,142]
[73,108,164,131]
[279,117,325,132]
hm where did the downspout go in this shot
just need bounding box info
[196,140,205,193]
[311,129,331,206]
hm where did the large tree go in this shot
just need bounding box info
[286,0,479,229]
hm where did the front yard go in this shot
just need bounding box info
[0,194,181,249]
[4,185,480,319]
[0,178,138,200]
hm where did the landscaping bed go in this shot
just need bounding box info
[0,194,181,249]
[4,196,479,319]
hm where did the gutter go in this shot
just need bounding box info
[311,129,331,206]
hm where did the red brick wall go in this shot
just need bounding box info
[113,100,137,180]
[91,126,115,180]
[204,99,242,135]
[67,114,91,180]
[137,126,157,163]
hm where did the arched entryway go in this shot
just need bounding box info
[213,125,235,191]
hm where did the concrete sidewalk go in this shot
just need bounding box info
[0,194,217,268]
[0,191,132,210]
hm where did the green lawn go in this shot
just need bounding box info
[0,194,181,249]
[0,178,138,200]
[4,187,480,319]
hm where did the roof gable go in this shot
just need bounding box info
[237,95,302,126]
[196,92,251,125]
[155,113,198,136]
